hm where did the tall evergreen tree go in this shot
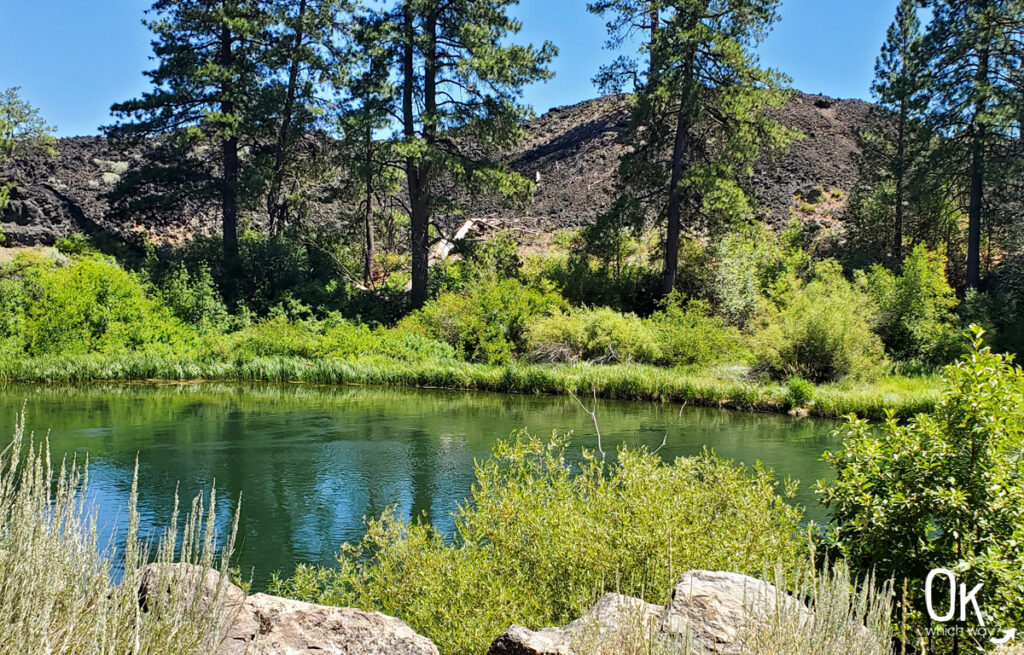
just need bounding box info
[868,0,932,271]
[264,0,346,234]
[591,0,794,298]
[921,0,1024,289]
[107,0,272,265]
[370,0,556,307]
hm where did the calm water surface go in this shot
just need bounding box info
[3,383,839,588]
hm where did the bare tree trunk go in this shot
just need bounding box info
[893,105,906,272]
[363,122,376,285]
[268,0,308,234]
[402,2,429,308]
[966,46,989,290]
[661,63,693,298]
[220,17,239,266]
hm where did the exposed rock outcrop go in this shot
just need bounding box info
[136,564,439,655]
[1,91,872,247]
[489,570,807,655]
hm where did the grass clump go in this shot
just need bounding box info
[0,413,239,655]
[270,432,805,655]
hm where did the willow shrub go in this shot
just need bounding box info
[271,433,805,655]
[0,414,239,654]
[754,260,886,383]
[399,278,567,364]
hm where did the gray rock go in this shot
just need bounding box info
[488,570,809,655]
[663,570,806,655]
[136,564,439,655]
[488,593,665,655]
[221,593,440,655]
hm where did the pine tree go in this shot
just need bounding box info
[868,0,932,271]
[0,87,57,163]
[590,0,794,298]
[921,0,1024,289]
[264,0,346,234]
[376,0,556,307]
[107,0,272,266]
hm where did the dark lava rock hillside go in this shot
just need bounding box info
[0,91,872,247]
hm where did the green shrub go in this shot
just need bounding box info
[212,315,456,363]
[865,245,961,367]
[400,278,566,364]
[818,327,1024,644]
[711,225,785,328]
[271,433,805,655]
[784,376,814,410]
[754,260,886,383]
[159,266,231,333]
[525,307,662,364]
[650,296,749,366]
[21,257,193,356]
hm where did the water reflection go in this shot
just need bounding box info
[4,383,838,588]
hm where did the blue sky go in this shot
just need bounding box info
[0,0,899,137]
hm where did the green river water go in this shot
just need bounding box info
[3,383,839,588]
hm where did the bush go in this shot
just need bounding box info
[650,296,749,366]
[400,278,566,364]
[525,307,662,364]
[864,245,961,367]
[211,315,456,363]
[270,433,805,655]
[818,327,1024,645]
[20,257,193,356]
[159,265,231,333]
[754,260,886,383]
[0,413,238,654]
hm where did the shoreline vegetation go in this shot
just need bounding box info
[0,354,942,420]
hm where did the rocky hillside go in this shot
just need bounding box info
[0,91,872,247]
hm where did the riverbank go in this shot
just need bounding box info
[0,353,942,419]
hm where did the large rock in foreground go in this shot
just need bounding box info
[489,570,804,655]
[488,593,664,655]
[137,564,439,655]
[220,593,440,655]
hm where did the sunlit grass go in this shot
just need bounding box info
[0,412,239,655]
[0,354,943,419]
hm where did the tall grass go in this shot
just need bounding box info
[0,354,942,420]
[0,413,239,655]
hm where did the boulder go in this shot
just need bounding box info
[488,593,665,655]
[663,570,807,655]
[488,571,809,655]
[136,564,439,655]
[138,563,247,616]
[221,593,440,655]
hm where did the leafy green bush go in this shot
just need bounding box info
[711,225,785,328]
[159,266,231,333]
[20,257,193,356]
[819,327,1024,643]
[864,245,961,367]
[650,296,749,366]
[754,261,886,383]
[400,278,566,364]
[271,433,805,655]
[525,299,747,367]
[212,315,456,362]
[525,307,662,364]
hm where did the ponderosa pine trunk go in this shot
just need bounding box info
[966,45,990,290]
[268,0,307,234]
[661,63,693,298]
[220,19,240,265]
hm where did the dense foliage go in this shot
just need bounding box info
[820,327,1024,648]
[270,433,804,655]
